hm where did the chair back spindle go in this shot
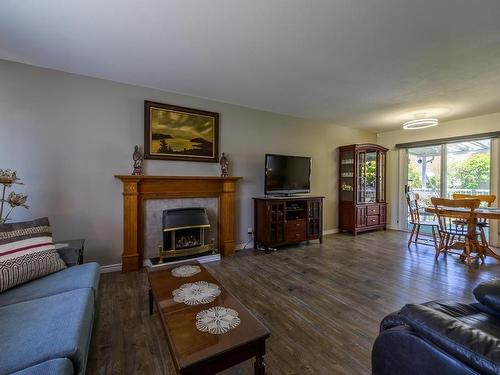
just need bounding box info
[406,192,421,224]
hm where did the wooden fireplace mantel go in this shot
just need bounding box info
[115,175,242,272]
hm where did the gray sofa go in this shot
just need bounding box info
[0,249,100,375]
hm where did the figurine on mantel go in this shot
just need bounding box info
[220,152,229,177]
[132,145,144,175]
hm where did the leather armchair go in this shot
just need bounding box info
[372,279,500,375]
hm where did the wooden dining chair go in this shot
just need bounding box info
[452,194,496,206]
[452,194,496,254]
[406,192,438,249]
[431,197,483,265]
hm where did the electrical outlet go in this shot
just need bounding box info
[247,227,253,234]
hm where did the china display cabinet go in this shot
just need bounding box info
[339,144,388,235]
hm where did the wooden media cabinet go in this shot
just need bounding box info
[253,196,324,251]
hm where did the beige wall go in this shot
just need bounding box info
[0,60,375,267]
[377,113,500,244]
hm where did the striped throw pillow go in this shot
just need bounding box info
[0,217,66,292]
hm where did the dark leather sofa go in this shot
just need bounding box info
[372,279,500,375]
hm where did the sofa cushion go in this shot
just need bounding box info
[0,217,66,292]
[474,278,500,313]
[0,262,100,307]
[422,300,482,318]
[10,358,74,375]
[401,303,500,375]
[0,288,94,374]
[373,325,480,375]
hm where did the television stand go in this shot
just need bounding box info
[253,196,324,251]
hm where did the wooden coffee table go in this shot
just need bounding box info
[147,262,270,375]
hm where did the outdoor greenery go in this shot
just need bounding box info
[408,163,440,190]
[408,152,490,191]
[365,160,376,186]
[449,153,490,190]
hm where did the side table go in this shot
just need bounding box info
[54,239,85,266]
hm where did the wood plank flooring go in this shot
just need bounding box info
[87,230,500,375]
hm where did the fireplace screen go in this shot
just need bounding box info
[159,207,214,262]
[173,228,202,249]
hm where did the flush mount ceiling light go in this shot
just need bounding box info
[402,118,439,130]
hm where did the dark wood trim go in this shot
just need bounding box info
[144,100,219,162]
[395,131,500,149]
[339,143,388,152]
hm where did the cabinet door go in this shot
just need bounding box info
[307,199,322,238]
[377,151,386,202]
[356,206,367,227]
[340,149,355,202]
[357,151,377,204]
[269,202,286,243]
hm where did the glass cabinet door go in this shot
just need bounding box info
[307,199,321,237]
[357,152,365,203]
[340,149,355,202]
[270,202,285,243]
[377,151,386,202]
[357,151,377,203]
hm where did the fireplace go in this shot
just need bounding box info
[114,175,241,272]
[158,207,215,262]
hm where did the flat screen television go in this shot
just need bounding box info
[265,154,311,195]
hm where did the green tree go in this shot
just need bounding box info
[453,153,490,189]
[158,139,171,153]
[408,163,422,189]
[407,162,440,191]
[365,160,376,186]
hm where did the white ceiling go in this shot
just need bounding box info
[1,0,500,132]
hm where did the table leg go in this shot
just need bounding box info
[486,247,500,261]
[149,288,154,315]
[254,356,265,375]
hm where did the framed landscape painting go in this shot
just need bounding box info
[144,101,219,162]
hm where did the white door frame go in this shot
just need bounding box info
[397,148,408,231]
[490,138,499,247]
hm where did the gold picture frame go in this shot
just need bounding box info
[144,101,219,162]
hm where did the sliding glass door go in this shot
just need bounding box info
[406,146,441,230]
[405,139,491,229]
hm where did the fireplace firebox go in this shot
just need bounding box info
[158,207,215,262]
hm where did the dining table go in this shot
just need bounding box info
[425,205,500,261]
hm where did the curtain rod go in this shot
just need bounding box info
[394,131,500,149]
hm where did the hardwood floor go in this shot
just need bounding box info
[87,230,500,375]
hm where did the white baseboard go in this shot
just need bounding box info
[100,263,122,273]
[236,241,254,250]
[386,224,406,231]
[323,228,339,235]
